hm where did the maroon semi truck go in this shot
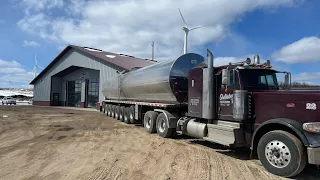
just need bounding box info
[101,49,320,177]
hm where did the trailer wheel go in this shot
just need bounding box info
[119,106,125,122]
[124,107,131,124]
[115,106,120,120]
[129,106,135,123]
[156,113,173,138]
[143,111,158,133]
[102,103,106,114]
[111,105,116,118]
[257,130,307,177]
[106,105,111,117]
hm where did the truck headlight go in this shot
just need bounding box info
[303,122,320,133]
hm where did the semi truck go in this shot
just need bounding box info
[100,49,320,177]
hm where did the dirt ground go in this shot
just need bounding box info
[0,106,318,180]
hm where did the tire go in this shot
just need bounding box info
[119,106,125,122]
[257,130,307,177]
[115,106,120,120]
[143,111,158,133]
[111,105,116,118]
[128,106,135,123]
[102,103,106,114]
[123,107,131,124]
[107,105,111,117]
[156,113,173,138]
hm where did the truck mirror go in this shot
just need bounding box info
[222,69,229,85]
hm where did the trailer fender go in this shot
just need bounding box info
[251,118,309,150]
[153,109,178,128]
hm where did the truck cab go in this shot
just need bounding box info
[212,56,320,177]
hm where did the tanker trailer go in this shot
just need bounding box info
[102,53,205,104]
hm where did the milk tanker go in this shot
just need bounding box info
[101,49,320,178]
[102,53,205,104]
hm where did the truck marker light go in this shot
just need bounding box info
[286,103,295,108]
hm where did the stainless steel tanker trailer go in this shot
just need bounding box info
[101,49,320,178]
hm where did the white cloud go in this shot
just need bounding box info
[292,72,320,84]
[215,57,243,66]
[23,40,40,47]
[272,36,320,63]
[214,54,271,67]
[16,0,300,60]
[0,59,35,88]
[21,0,64,14]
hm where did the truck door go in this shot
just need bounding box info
[217,69,238,121]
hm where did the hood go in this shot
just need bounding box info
[252,90,320,124]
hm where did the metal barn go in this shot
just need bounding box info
[30,45,155,109]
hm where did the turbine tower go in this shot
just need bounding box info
[178,8,203,54]
[32,54,44,78]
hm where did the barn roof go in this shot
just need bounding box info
[30,45,156,84]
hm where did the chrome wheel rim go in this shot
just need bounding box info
[145,117,151,129]
[265,140,291,168]
[158,118,165,133]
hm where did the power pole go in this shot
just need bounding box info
[151,41,154,60]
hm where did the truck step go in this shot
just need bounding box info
[204,122,245,147]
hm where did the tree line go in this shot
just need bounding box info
[279,81,320,89]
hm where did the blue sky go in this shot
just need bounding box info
[0,0,320,88]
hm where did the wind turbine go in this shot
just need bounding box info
[32,54,44,78]
[178,8,203,54]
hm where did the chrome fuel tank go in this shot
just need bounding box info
[102,53,205,104]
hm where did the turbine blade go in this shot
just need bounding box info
[190,26,203,31]
[35,54,37,65]
[38,66,44,69]
[178,8,188,28]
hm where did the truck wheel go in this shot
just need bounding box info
[257,130,307,177]
[124,107,131,124]
[115,106,120,120]
[129,106,135,123]
[156,113,173,138]
[143,111,158,133]
[119,106,125,122]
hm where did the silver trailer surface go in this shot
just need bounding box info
[102,53,205,104]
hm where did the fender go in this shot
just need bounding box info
[154,109,178,128]
[251,118,309,149]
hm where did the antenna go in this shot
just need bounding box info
[178,8,203,54]
[32,54,44,78]
[151,41,154,60]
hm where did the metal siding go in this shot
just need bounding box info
[51,77,62,100]
[33,49,120,104]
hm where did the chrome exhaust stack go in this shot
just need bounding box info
[206,49,215,121]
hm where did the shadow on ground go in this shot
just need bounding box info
[189,140,320,179]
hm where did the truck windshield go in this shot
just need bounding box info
[239,69,279,89]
